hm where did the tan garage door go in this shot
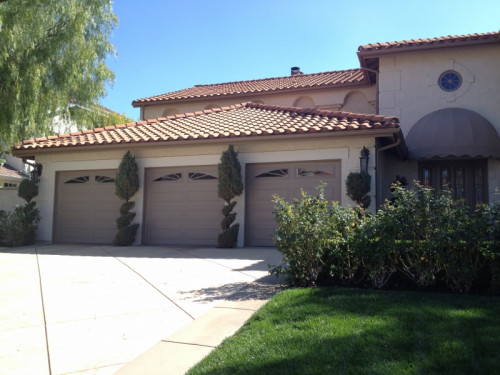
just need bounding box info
[54,170,120,244]
[246,161,341,246]
[144,166,222,245]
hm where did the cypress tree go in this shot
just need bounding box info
[218,145,244,247]
[114,151,140,245]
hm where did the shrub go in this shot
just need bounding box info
[18,179,38,202]
[217,145,243,248]
[271,186,335,286]
[0,202,40,246]
[346,171,371,209]
[114,151,139,246]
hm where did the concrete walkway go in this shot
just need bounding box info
[0,244,284,375]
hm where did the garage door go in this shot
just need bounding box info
[246,161,341,246]
[144,166,222,245]
[54,170,120,244]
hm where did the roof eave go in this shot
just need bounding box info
[131,80,372,108]
[12,127,402,157]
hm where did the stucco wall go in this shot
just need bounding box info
[141,86,376,120]
[378,43,500,201]
[0,188,25,212]
[32,135,377,246]
[378,44,500,137]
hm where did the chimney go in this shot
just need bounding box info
[291,66,302,76]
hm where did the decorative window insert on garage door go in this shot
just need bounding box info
[245,160,341,247]
[143,166,222,245]
[54,170,121,244]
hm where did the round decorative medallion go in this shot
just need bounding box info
[438,70,462,92]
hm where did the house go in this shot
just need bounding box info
[12,31,500,247]
[0,154,30,211]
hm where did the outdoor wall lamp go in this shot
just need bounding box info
[360,146,369,173]
[30,163,43,183]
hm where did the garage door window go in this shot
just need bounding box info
[154,173,182,181]
[95,175,115,183]
[256,169,288,178]
[297,168,331,177]
[65,176,89,184]
[189,172,217,180]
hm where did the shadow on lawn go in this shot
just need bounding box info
[187,288,500,375]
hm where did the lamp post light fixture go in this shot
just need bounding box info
[360,146,369,173]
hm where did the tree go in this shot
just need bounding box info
[218,145,244,247]
[114,151,139,246]
[0,0,117,147]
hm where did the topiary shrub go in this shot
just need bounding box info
[114,151,139,246]
[0,179,40,247]
[18,179,38,202]
[346,171,371,209]
[217,145,243,248]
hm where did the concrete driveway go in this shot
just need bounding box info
[0,244,283,375]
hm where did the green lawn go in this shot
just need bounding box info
[187,288,500,375]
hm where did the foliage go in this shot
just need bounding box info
[114,151,139,246]
[115,151,139,201]
[0,202,40,246]
[271,182,500,294]
[217,145,243,248]
[0,1,117,147]
[345,171,371,208]
[67,104,132,132]
[187,288,500,375]
[18,179,38,202]
[218,224,240,249]
[271,187,333,286]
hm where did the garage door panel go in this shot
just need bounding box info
[246,161,341,246]
[144,166,221,245]
[55,170,120,244]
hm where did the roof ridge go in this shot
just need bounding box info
[359,30,500,51]
[193,68,363,87]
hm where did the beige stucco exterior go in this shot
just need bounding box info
[140,86,376,120]
[31,135,376,246]
[377,43,500,202]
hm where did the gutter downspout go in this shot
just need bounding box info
[375,134,402,208]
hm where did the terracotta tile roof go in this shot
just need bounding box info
[15,103,400,152]
[0,163,28,179]
[358,31,500,54]
[132,69,368,106]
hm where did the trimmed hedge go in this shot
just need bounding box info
[271,183,500,294]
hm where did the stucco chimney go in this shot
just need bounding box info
[291,66,302,75]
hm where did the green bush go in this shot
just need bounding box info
[217,223,239,249]
[0,202,40,246]
[18,179,38,202]
[217,145,243,248]
[271,182,500,294]
[114,223,140,246]
[114,151,139,246]
[271,186,335,286]
[346,171,371,209]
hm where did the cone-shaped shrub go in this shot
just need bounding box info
[346,171,371,209]
[114,151,139,246]
[218,145,243,248]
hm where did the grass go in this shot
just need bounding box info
[186,288,500,375]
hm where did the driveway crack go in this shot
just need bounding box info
[35,247,52,375]
[100,247,195,320]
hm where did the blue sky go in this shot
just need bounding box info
[100,0,500,121]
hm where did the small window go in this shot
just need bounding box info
[95,175,115,183]
[256,169,288,178]
[297,168,332,177]
[3,182,17,188]
[438,70,462,92]
[154,173,182,182]
[65,176,89,184]
[189,172,217,180]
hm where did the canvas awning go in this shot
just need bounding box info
[406,108,500,159]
